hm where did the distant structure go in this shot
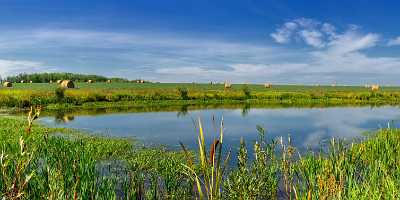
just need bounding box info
[3,82,12,87]
[60,80,75,88]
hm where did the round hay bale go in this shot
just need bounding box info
[29,80,33,83]
[20,80,25,83]
[56,80,62,84]
[107,80,112,83]
[49,80,53,84]
[224,81,231,89]
[60,80,75,88]
[264,83,272,88]
[371,84,379,91]
[3,82,12,87]
[87,80,93,83]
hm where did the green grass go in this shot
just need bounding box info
[2,82,400,109]
[1,112,400,199]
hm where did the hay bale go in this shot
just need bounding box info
[87,80,93,83]
[20,80,24,83]
[29,81,33,83]
[60,80,75,88]
[49,80,53,84]
[107,80,112,83]
[371,84,379,91]
[56,80,62,84]
[264,83,272,88]
[224,81,231,89]
[3,82,12,87]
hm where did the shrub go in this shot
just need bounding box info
[55,87,65,101]
[177,88,189,100]
[242,85,251,99]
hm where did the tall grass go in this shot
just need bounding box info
[1,110,400,199]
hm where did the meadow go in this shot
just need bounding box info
[1,110,399,199]
[2,82,400,109]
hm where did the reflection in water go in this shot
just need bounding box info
[54,112,75,124]
[177,105,189,118]
[241,104,250,117]
[39,105,400,153]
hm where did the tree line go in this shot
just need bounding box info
[4,73,129,83]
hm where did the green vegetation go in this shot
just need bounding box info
[2,82,400,109]
[4,72,129,83]
[1,111,399,199]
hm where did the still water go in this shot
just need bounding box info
[39,106,400,152]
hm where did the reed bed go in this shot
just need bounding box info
[1,110,399,199]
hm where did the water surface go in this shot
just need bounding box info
[39,106,400,152]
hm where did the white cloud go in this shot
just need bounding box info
[0,59,46,78]
[387,36,400,46]
[0,23,399,84]
[270,22,298,43]
[298,30,325,48]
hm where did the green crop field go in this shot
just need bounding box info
[2,82,400,109]
[4,82,400,92]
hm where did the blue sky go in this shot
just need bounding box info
[1,0,400,84]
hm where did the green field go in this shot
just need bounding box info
[2,82,400,109]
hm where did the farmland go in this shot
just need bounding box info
[2,82,400,109]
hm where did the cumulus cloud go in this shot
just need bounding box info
[0,22,400,84]
[387,36,400,46]
[0,59,46,78]
[270,18,340,48]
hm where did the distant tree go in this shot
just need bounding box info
[6,72,130,83]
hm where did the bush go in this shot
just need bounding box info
[242,85,251,99]
[55,87,65,101]
[177,88,189,100]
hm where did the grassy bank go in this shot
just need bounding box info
[1,113,399,199]
[2,83,400,109]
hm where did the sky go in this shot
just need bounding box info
[1,0,400,84]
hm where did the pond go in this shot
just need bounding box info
[37,105,400,153]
